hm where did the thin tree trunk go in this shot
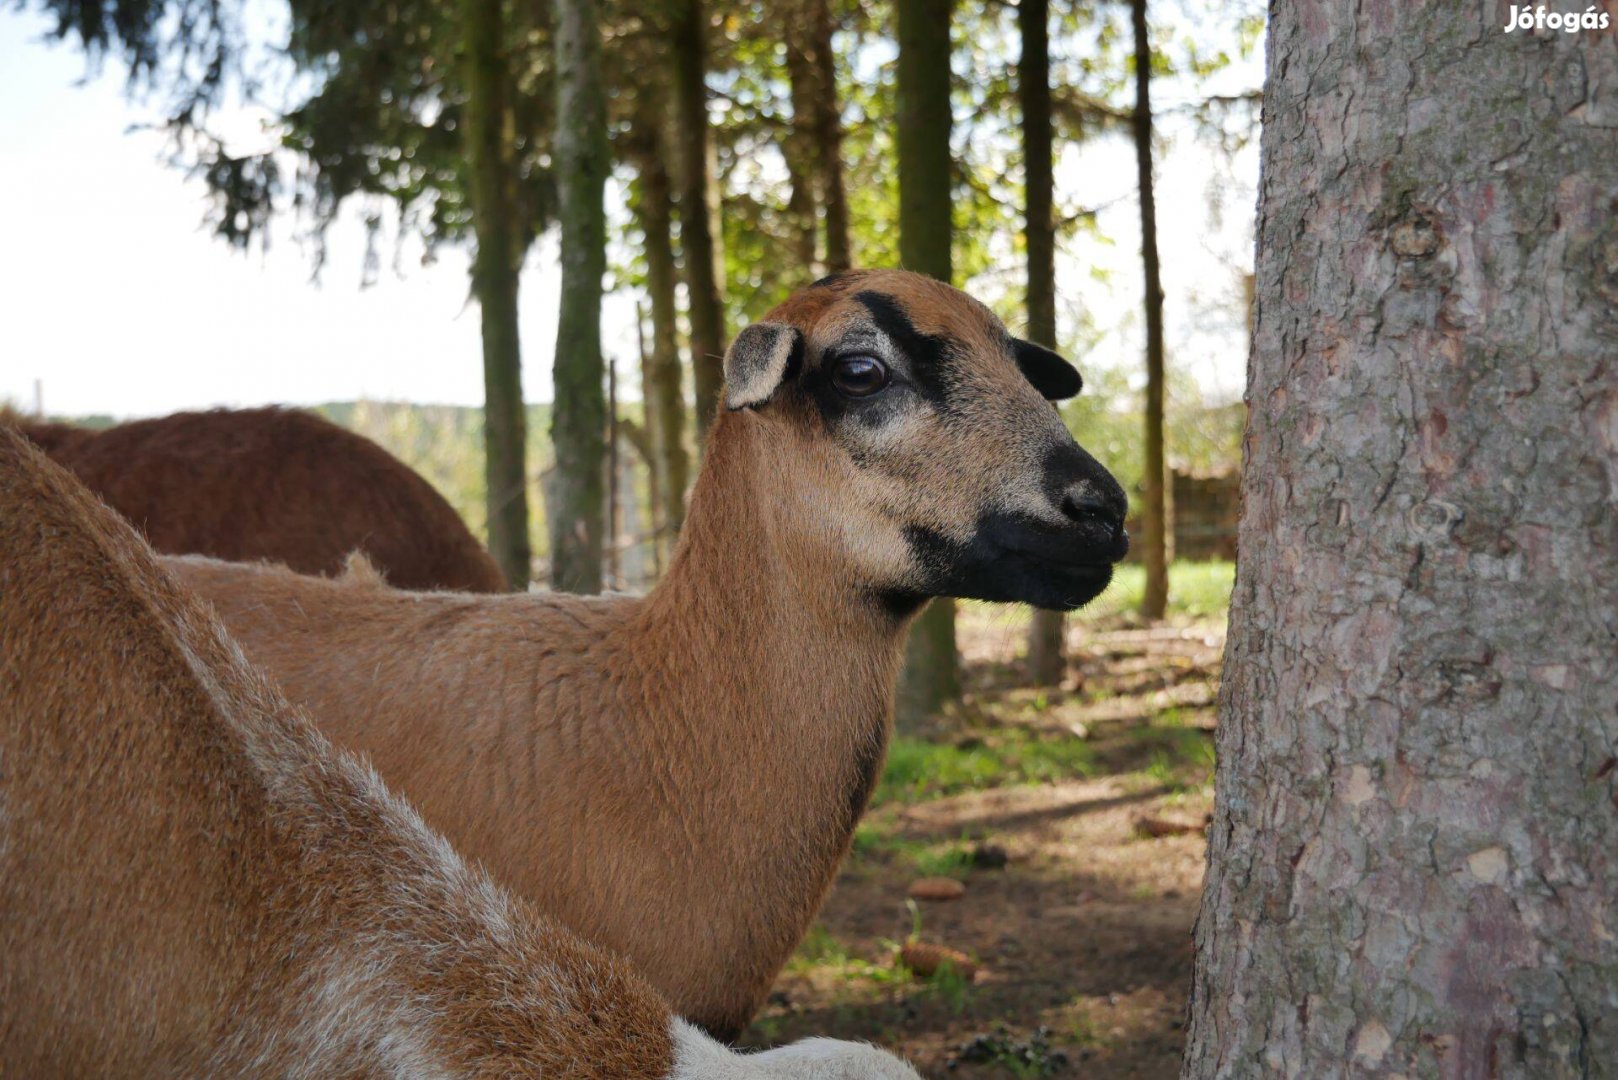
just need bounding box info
[605,356,619,589]
[894,0,958,730]
[634,302,664,572]
[1185,4,1618,1074]
[635,124,691,542]
[1019,0,1064,686]
[1133,0,1167,620]
[784,24,822,273]
[669,0,726,441]
[549,0,608,594]
[809,0,851,274]
[461,0,529,590]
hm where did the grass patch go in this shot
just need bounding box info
[851,827,975,875]
[873,731,1097,807]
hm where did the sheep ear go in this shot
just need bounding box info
[724,323,804,411]
[1013,338,1083,401]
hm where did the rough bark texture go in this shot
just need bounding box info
[549,0,608,594]
[669,0,727,442]
[785,26,823,273]
[461,0,530,590]
[786,0,851,275]
[1185,4,1618,1076]
[1019,0,1064,686]
[1133,0,1167,620]
[810,0,852,274]
[635,115,691,542]
[894,0,960,728]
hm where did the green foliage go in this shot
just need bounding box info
[1071,559,1234,623]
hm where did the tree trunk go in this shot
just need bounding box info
[894,0,959,729]
[810,0,851,275]
[549,0,608,594]
[635,118,691,543]
[784,23,822,274]
[1019,0,1064,686]
[1132,0,1167,620]
[1185,5,1618,1075]
[461,0,530,590]
[669,0,726,442]
[790,0,851,274]
[634,304,664,571]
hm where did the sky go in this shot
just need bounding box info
[0,7,1259,420]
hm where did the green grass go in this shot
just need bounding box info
[1073,559,1235,622]
[850,828,976,876]
[872,731,1098,807]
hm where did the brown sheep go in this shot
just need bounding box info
[0,425,919,1079]
[16,405,507,592]
[169,269,1131,1038]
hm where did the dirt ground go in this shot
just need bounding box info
[740,607,1225,1079]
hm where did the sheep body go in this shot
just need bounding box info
[17,406,506,592]
[166,270,1129,1037]
[0,426,920,1080]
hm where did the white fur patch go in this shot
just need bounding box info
[666,1018,921,1080]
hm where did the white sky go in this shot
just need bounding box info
[0,7,1258,419]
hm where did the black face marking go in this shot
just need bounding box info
[851,290,956,411]
[781,330,806,384]
[1013,338,1083,400]
[898,495,1128,613]
[1040,441,1128,525]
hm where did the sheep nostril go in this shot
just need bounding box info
[1061,489,1107,522]
[1060,488,1123,534]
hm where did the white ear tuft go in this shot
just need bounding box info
[724,323,804,411]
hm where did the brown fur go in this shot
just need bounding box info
[0,424,675,1077]
[15,406,507,593]
[167,271,1119,1037]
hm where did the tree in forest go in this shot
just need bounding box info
[668,0,727,442]
[784,0,852,275]
[627,97,691,543]
[28,0,563,588]
[461,0,532,590]
[893,0,959,728]
[1018,0,1065,686]
[547,0,609,593]
[1185,4,1618,1073]
[1132,0,1167,620]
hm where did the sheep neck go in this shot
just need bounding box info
[625,415,910,853]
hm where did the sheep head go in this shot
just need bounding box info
[718,268,1129,616]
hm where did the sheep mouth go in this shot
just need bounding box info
[901,517,1125,612]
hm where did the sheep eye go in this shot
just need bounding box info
[830,355,890,398]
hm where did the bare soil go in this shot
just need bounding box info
[740,613,1224,1079]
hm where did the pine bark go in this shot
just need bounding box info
[669,0,727,441]
[634,114,691,542]
[1185,4,1618,1075]
[1133,0,1168,620]
[786,0,851,275]
[894,0,959,728]
[549,0,608,593]
[784,26,822,273]
[1019,0,1064,686]
[461,0,530,590]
